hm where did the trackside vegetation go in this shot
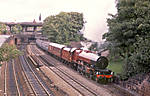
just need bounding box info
[0,43,22,64]
[103,0,150,79]
[0,23,7,34]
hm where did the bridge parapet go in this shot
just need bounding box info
[4,22,43,33]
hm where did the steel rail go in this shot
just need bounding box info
[39,55,98,96]
[12,59,21,96]
[33,44,137,96]
[24,55,53,96]
[19,55,53,96]
[4,62,7,96]
[29,44,98,96]
[19,56,37,95]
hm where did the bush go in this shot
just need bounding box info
[124,37,150,77]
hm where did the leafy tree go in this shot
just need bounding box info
[0,23,7,34]
[103,0,150,77]
[125,36,150,76]
[0,43,22,63]
[42,12,85,44]
[12,24,22,34]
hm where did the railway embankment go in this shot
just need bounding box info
[119,73,150,96]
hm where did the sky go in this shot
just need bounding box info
[0,0,117,42]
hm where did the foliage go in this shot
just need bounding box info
[103,0,150,77]
[0,43,22,62]
[42,12,85,44]
[12,24,22,34]
[0,23,7,34]
[125,36,150,76]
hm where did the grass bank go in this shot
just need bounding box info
[107,59,124,75]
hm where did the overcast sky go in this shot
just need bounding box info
[0,0,117,42]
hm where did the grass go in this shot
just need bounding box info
[107,59,124,75]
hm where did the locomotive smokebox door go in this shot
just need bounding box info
[96,56,108,69]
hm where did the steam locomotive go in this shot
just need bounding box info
[36,39,114,83]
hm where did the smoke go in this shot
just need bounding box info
[83,1,117,42]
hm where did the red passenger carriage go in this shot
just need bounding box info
[48,43,65,58]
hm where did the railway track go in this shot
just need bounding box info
[28,45,98,95]
[11,60,21,96]
[29,44,137,96]
[19,54,53,96]
[30,45,44,55]
[3,60,21,96]
[39,55,98,96]
[3,62,7,96]
[13,58,27,96]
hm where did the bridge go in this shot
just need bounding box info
[2,21,43,45]
[4,21,43,32]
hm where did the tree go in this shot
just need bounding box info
[0,43,22,63]
[42,12,85,44]
[126,36,150,76]
[12,24,22,34]
[103,0,150,77]
[0,23,7,34]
